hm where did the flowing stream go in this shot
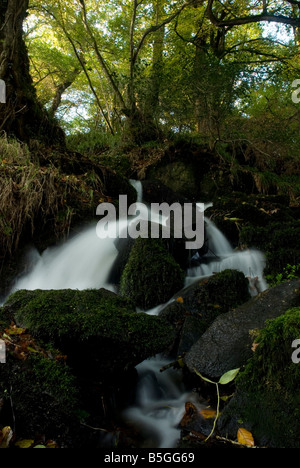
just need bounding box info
[5,181,268,448]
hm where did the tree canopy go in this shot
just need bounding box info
[0,0,299,151]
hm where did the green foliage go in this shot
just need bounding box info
[195,367,240,442]
[24,0,300,155]
[266,263,300,287]
[222,307,300,448]
[237,308,300,395]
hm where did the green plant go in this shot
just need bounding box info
[195,368,240,442]
[266,263,300,287]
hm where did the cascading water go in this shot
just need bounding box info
[4,180,269,448]
[186,218,268,295]
[122,357,202,448]
[10,221,125,293]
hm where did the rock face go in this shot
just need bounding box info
[184,279,300,380]
[159,269,251,358]
[218,307,300,448]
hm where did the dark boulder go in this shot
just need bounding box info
[184,279,300,380]
[218,307,300,448]
[159,269,251,358]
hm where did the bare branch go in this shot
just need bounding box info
[206,0,300,28]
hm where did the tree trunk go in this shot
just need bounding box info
[147,0,166,117]
[0,0,64,145]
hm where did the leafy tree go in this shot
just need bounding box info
[0,0,64,144]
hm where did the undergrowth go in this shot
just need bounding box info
[0,135,103,258]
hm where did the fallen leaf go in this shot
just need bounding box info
[180,402,197,427]
[219,368,240,385]
[0,426,13,448]
[176,297,184,304]
[5,325,26,336]
[237,428,255,446]
[15,439,34,449]
[46,440,59,448]
[200,408,217,419]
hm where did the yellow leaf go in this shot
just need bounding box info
[237,428,255,446]
[0,426,13,448]
[200,408,217,419]
[15,439,34,449]
[46,440,59,448]
[176,297,184,304]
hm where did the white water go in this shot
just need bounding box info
[129,179,143,203]
[4,181,269,448]
[122,356,203,448]
[10,222,124,293]
[186,218,268,295]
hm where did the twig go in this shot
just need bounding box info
[215,435,266,448]
[80,422,109,433]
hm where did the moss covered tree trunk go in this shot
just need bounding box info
[0,0,64,144]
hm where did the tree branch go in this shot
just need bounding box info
[206,0,300,28]
[132,0,197,65]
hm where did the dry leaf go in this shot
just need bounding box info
[15,439,34,449]
[0,426,13,448]
[180,401,197,427]
[200,408,217,419]
[237,428,255,446]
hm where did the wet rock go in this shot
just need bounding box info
[184,279,300,380]
[218,306,300,448]
[159,269,250,358]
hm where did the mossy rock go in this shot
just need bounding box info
[218,308,300,448]
[147,161,198,201]
[184,279,300,380]
[120,237,185,310]
[0,342,80,443]
[3,288,175,375]
[160,269,251,357]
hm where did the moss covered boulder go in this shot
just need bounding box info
[120,237,185,310]
[0,351,80,444]
[3,288,175,375]
[0,313,80,445]
[218,307,300,448]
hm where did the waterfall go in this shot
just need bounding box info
[9,221,126,293]
[3,181,269,448]
[129,179,143,203]
[186,218,268,295]
[122,357,203,448]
